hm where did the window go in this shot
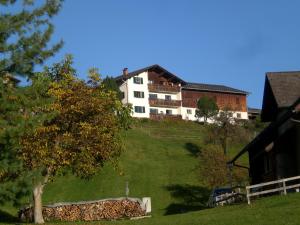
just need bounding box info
[121,92,125,99]
[187,109,192,114]
[236,97,240,104]
[150,108,158,114]
[134,91,144,98]
[133,77,143,84]
[134,106,145,113]
[228,112,233,117]
[165,95,171,100]
[166,109,172,115]
[237,113,241,119]
[149,94,157,99]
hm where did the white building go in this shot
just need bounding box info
[115,65,249,121]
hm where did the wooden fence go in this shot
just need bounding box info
[246,175,300,204]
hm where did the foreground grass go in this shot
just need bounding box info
[3,194,299,225]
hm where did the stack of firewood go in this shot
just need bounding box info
[19,198,146,222]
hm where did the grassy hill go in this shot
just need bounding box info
[2,119,299,225]
[44,119,210,216]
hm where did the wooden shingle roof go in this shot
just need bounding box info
[261,71,300,121]
[266,72,300,107]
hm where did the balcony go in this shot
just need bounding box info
[148,84,180,93]
[150,113,182,120]
[149,99,181,108]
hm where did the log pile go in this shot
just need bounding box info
[19,198,146,222]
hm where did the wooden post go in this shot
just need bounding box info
[283,179,287,195]
[246,187,251,204]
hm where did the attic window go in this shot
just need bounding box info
[133,77,143,84]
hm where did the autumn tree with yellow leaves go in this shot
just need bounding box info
[19,57,131,224]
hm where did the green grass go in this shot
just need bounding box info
[39,120,209,217]
[1,119,290,225]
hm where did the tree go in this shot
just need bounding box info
[102,76,123,100]
[199,144,248,188]
[0,0,63,78]
[195,96,219,123]
[200,108,251,187]
[19,58,131,224]
[199,144,228,187]
[0,0,63,212]
[0,74,53,208]
[204,109,250,155]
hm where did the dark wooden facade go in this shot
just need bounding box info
[148,84,180,93]
[230,71,300,185]
[148,71,182,86]
[181,89,247,112]
[247,111,300,184]
[149,99,181,108]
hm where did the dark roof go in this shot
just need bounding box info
[115,64,249,95]
[115,64,186,83]
[266,71,300,107]
[261,71,300,121]
[182,82,248,95]
[248,107,261,114]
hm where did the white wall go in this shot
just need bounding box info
[119,82,128,104]
[180,107,248,122]
[126,72,150,118]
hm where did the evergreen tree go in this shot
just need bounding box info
[0,0,63,78]
[0,0,63,212]
[0,75,53,207]
[102,76,123,100]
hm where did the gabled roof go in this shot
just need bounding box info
[182,82,248,95]
[115,64,249,95]
[115,64,186,84]
[261,71,300,121]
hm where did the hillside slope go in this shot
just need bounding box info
[1,119,251,224]
[43,120,209,216]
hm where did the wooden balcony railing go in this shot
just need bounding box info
[150,113,182,120]
[148,84,180,93]
[149,99,181,108]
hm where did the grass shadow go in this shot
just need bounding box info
[185,142,201,157]
[0,209,18,223]
[164,184,210,215]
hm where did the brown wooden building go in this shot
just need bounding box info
[229,71,300,184]
[182,83,248,112]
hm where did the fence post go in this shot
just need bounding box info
[283,179,287,195]
[246,187,251,204]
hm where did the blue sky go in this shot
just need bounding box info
[46,0,300,108]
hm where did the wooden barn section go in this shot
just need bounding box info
[181,83,248,112]
[229,71,300,185]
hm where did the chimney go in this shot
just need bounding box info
[123,68,128,76]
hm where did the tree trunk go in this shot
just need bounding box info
[33,183,45,224]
